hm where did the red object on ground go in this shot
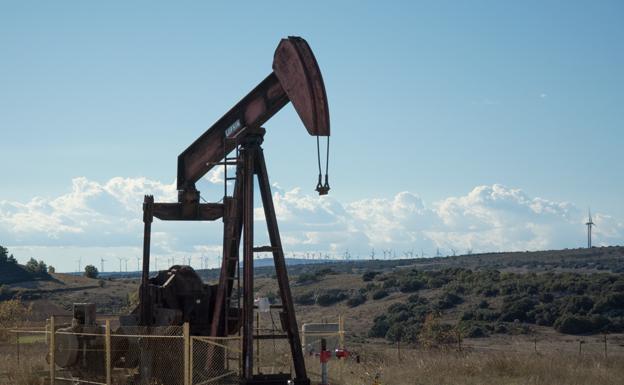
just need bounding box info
[335,349,349,359]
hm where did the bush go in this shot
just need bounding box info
[369,315,390,338]
[346,293,367,307]
[436,292,463,309]
[407,294,429,305]
[316,289,348,306]
[296,272,319,284]
[553,314,609,334]
[25,258,48,275]
[84,265,99,279]
[399,277,425,293]
[362,271,381,282]
[294,291,315,305]
[464,324,488,338]
[478,300,490,309]
[593,293,624,316]
[0,299,32,341]
[372,289,389,300]
[418,314,456,348]
[0,285,11,299]
[382,277,398,289]
[499,297,536,322]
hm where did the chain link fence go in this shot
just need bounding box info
[0,319,245,385]
[191,336,240,385]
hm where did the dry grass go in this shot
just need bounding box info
[309,345,624,385]
[2,338,624,385]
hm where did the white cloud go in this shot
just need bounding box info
[1,177,621,271]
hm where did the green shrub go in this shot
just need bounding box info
[464,323,488,338]
[499,297,536,322]
[399,277,425,293]
[554,315,599,334]
[362,271,381,282]
[372,289,389,300]
[346,293,367,307]
[407,294,429,305]
[296,272,319,284]
[316,289,348,306]
[84,265,99,279]
[382,277,398,289]
[436,292,463,309]
[294,291,315,305]
[369,314,390,338]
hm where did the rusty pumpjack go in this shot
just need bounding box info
[138,36,330,385]
[53,36,329,385]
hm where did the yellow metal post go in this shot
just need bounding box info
[339,315,345,349]
[49,316,55,385]
[105,319,111,385]
[183,322,190,385]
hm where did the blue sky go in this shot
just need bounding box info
[1,1,622,272]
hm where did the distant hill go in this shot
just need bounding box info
[0,261,51,286]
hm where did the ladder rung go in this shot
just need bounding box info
[253,246,275,253]
[207,161,238,166]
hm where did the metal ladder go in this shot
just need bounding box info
[222,137,241,337]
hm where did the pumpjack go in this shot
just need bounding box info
[52,37,330,385]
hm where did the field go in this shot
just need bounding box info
[1,245,624,384]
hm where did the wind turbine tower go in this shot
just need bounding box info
[586,209,595,248]
[100,258,106,273]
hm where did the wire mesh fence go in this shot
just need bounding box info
[190,336,240,385]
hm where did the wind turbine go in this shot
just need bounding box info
[117,257,123,273]
[586,208,595,248]
[136,256,141,272]
[76,257,82,273]
[435,248,442,257]
[100,257,106,273]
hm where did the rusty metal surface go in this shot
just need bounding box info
[140,195,154,326]
[241,140,256,380]
[255,147,308,381]
[176,36,329,192]
[273,36,330,137]
[152,202,223,221]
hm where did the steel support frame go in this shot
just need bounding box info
[139,133,309,384]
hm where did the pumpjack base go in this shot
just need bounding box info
[242,374,310,385]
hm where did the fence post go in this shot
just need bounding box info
[184,322,190,385]
[16,330,20,365]
[534,337,537,353]
[105,319,111,385]
[604,334,608,359]
[49,316,55,385]
[339,315,345,349]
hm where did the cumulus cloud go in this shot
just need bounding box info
[1,177,621,271]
